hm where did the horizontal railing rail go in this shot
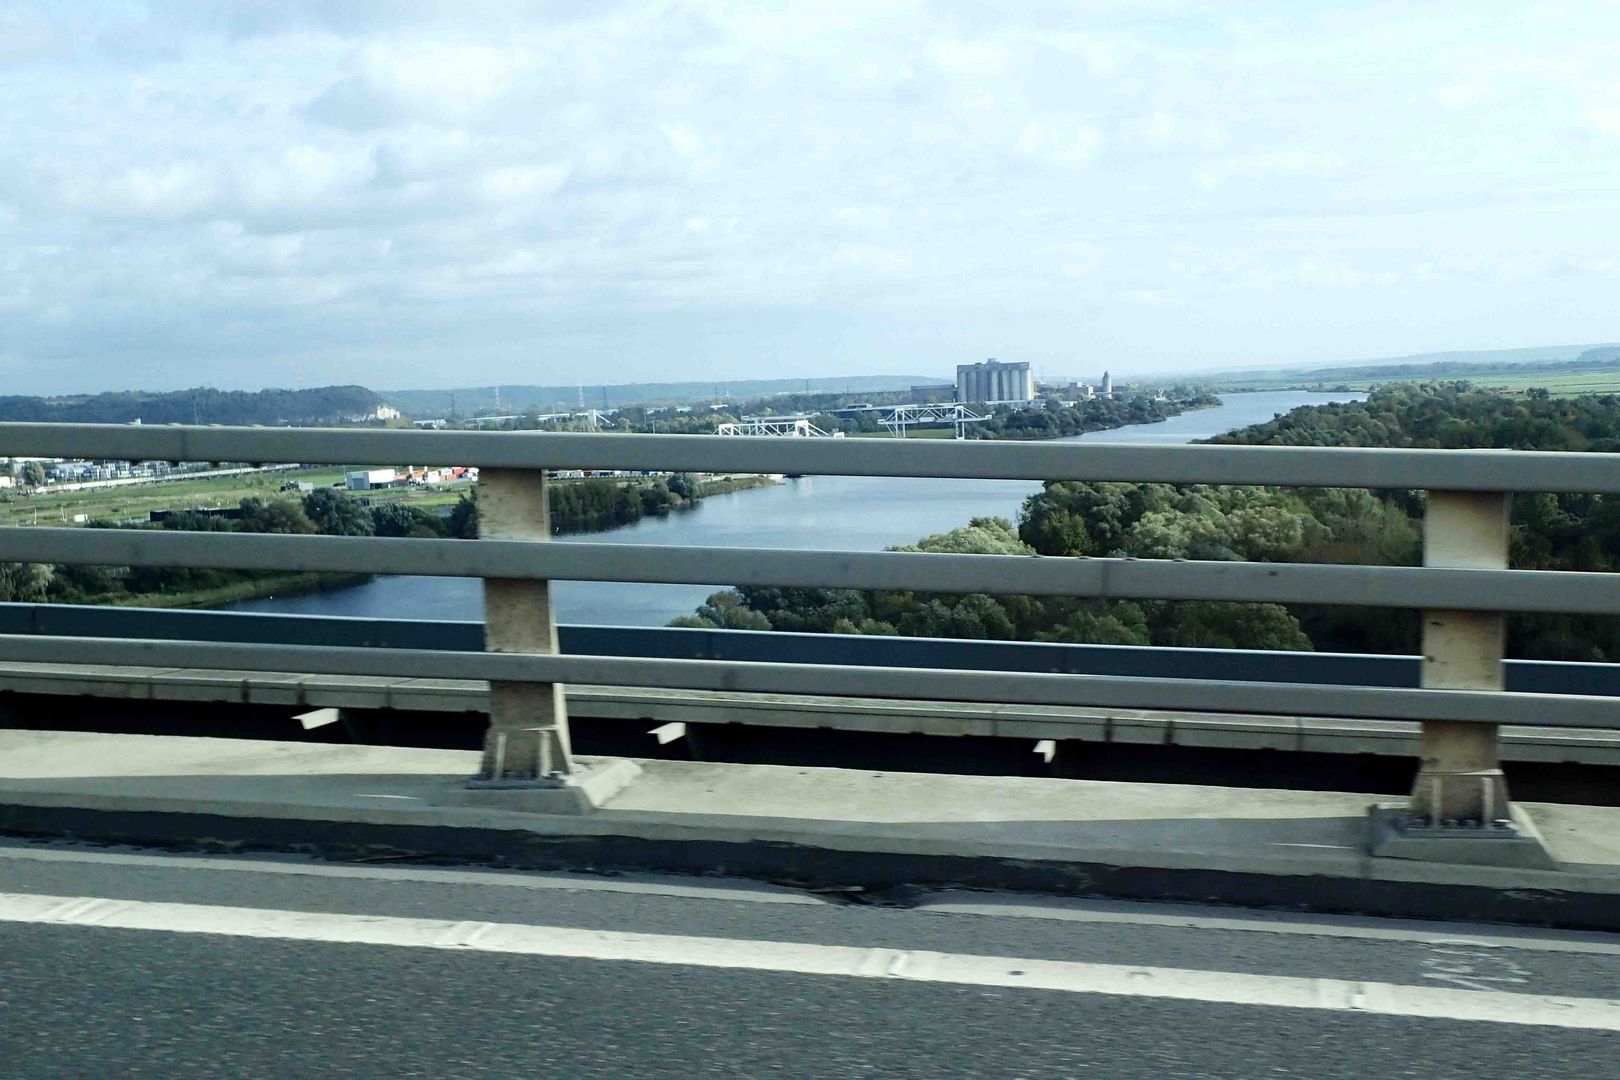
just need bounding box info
[4,421,1620,491]
[1,525,1618,614]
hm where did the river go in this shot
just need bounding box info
[219,390,1363,626]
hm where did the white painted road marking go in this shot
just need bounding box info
[0,843,826,905]
[916,894,1620,957]
[6,843,1619,959]
[2,891,1619,1031]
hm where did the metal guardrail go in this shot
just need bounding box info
[0,605,1616,697]
[0,422,1616,819]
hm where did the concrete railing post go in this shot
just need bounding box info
[473,467,574,784]
[1408,489,1510,824]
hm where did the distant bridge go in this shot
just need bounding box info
[716,417,843,437]
[880,402,990,439]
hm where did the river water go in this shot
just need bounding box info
[219,391,1362,627]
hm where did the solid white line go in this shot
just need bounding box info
[7,842,1617,961]
[3,891,1620,1031]
[6,842,1617,957]
[914,895,1620,957]
[0,843,825,906]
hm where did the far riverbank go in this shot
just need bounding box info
[219,391,1363,626]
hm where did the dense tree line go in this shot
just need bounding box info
[963,392,1217,440]
[1206,381,1620,450]
[3,475,705,605]
[0,385,390,426]
[674,383,1620,662]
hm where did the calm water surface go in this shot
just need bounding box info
[219,391,1362,626]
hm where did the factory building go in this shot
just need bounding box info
[955,359,1034,403]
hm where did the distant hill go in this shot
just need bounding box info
[0,385,395,426]
[1576,345,1620,365]
[383,375,944,416]
[1204,343,1620,390]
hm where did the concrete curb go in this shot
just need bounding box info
[5,799,1620,933]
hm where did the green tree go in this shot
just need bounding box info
[371,503,446,538]
[666,473,698,500]
[1151,602,1313,651]
[896,517,1031,555]
[0,562,53,601]
[671,591,773,630]
[302,488,376,536]
[448,493,479,538]
[19,461,46,488]
[237,496,316,534]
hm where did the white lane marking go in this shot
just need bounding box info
[3,892,1619,1031]
[0,844,825,906]
[915,896,1620,957]
[5,843,1615,959]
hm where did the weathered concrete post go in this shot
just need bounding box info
[474,467,573,784]
[1408,489,1509,824]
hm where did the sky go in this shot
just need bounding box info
[2,1,1619,394]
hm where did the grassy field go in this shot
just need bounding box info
[851,426,961,439]
[1471,371,1620,394]
[1213,368,1620,397]
[0,466,475,528]
[0,466,787,532]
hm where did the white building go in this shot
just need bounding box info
[346,468,398,491]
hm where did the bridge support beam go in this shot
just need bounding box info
[1409,490,1510,824]
[473,467,574,785]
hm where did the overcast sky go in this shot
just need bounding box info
[2,1,1618,394]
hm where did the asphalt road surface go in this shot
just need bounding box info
[1,839,1617,1079]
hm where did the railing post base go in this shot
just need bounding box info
[456,757,643,815]
[477,686,573,785]
[1367,802,1558,870]
[1406,721,1508,825]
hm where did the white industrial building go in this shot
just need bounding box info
[955,359,1034,403]
[346,469,399,491]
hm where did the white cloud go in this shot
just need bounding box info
[660,123,705,159]
[0,3,55,60]
[66,160,223,220]
[474,163,571,203]
[925,38,1010,78]
[306,41,528,130]
[1435,83,1503,111]
[1587,106,1620,137]
[1016,122,1102,165]
[832,244,912,273]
